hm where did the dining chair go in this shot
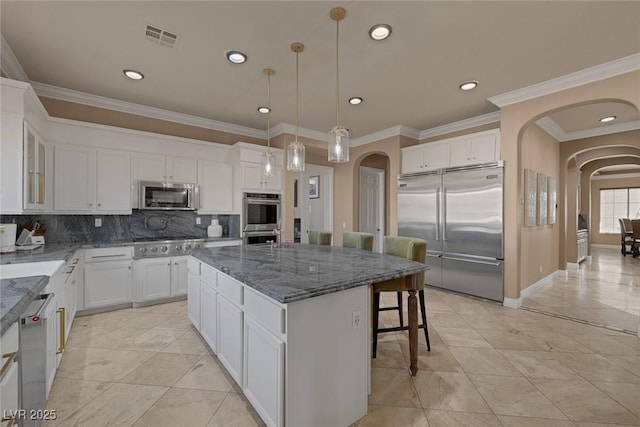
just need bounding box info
[372,236,430,358]
[308,230,332,245]
[342,232,374,251]
[619,218,634,256]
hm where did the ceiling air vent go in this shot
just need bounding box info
[144,24,178,48]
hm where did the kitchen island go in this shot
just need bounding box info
[188,243,427,427]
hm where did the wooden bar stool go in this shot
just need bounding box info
[372,236,430,358]
[308,230,333,245]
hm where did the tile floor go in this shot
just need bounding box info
[44,248,639,426]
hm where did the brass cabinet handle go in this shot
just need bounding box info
[0,352,17,382]
[57,307,66,354]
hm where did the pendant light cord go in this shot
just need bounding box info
[336,18,340,128]
[267,72,271,149]
[295,51,300,143]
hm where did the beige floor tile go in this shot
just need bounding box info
[497,415,577,427]
[58,383,167,427]
[67,349,155,382]
[72,311,141,328]
[531,378,640,424]
[449,347,521,376]
[354,405,429,427]
[469,374,567,419]
[592,381,640,418]
[118,327,186,351]
[521,330,593,353]
[371,341,407,369]
[423,300,455,313]
[606,355,640,377]
[55,347,114,378]
[435,327,493,348]
[608,334,640,351]
[460,313,511,330]
[141,300,187,314]
[206,392,266,427]
[412,371,492,413]
[65,325,145,349]
[574,423,640,427]
[133,388,227,426]
[565,333,637,356]
[369,367,422,408]
[499,350,582,380]
[121,313,176,329]
[119,352,201,386]
[174,355,235,392]
[159,330,211,355]
[424,410,502,426]
[501,313,554,331]
[428,312,471,329]
[154,312,195,330]
[398,342,464,373]
[551,352,640,383]
[475,328,545,351]
[43,378,113,426]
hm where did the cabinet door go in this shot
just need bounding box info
[0,358,19,421]
[243,316,284,427]
[137,258,172,301]
[187,271,201,329]
[134,153,166,181]
[470,134,497,163]
[54,145,95,211]
[23,124,47,210]
[422,143,450,170]
[96,150,131,212]
[217,294,243,385]
[200,280,217,352]
[168,158,197,183]
[401,147,424,174]
[171,257,188,296]
[55,288,67,368]
[84,260,132,308]
[241,163,264,190]
[449,140,472,166]
[264,167,282,192]
[198,161,233,213]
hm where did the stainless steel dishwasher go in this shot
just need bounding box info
[19,293,55,427]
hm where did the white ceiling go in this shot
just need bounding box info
[1,1,640,139]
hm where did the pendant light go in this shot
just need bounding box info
[287,43,305,172]
[262,68,275,177]
[328,7,349,163]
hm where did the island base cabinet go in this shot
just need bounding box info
[199,280,217,352]
[217,295,243,386]
[187,272,200,329]
[243,316,284,427]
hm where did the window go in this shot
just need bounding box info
[599,188,640,233]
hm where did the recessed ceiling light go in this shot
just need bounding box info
[459,80,478,91]
[369,24,392,41]
[599,115,616,123]
[257,106,271,114]
[226,50,247,64]
[348,97,363,105]
[123,69,144,80]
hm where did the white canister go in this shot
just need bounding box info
[207,219,223,238]
[0,224,17,253]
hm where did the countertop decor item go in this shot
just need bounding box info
[207,219,223,238]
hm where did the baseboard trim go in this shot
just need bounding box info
[503,270,564,309]
[566,262,579,269]
[591,244,619,249]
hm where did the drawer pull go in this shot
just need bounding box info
[0,352,17,382]
[91,254,127,259]
[57,308,66,354]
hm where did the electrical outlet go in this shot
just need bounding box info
[95,218,102,227]
[196,217,201,225]
[342,222,346,229]
[539,265,543,273]
[352,311,361,329]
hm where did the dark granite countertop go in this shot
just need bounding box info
[0,244,81,265]
[1,275,49,335]
[191,244,428,304]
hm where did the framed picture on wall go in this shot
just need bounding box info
[524,169,537,227]
[548,177,557,225]
[538,173,548,225]
[309,175,320,199]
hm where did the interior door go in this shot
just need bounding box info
[359,166,384,252]
[298,164,334,244]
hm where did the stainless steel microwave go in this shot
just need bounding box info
[139,181,199,210]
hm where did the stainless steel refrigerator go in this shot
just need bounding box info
[398,162,504,301]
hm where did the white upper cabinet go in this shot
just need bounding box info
[54,144,131,213]
[23,123,47,211]
[401,129,501,174]
[236,145,282,193]
[198,161,234,213]
[134,153,197,183]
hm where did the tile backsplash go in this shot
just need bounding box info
[0,211,240,244]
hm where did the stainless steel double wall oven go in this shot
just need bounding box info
[242,192,281,244]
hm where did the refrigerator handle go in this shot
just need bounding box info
[436,187,440,241]
[442,187,447,241]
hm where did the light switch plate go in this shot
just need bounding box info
[95,218,102,227]
[196,217,201,225]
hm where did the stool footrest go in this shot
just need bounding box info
[377,324,427,333]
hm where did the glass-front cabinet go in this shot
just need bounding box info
[23,122,46,210]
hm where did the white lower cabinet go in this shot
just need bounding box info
[84,260,132,309]
[170,257,188,296]
[187,271,200,329]
[199,280,217,352]
[136,258,172,301]
[243,316,284,427]
[1,323,19,425]
[216,294,243,385]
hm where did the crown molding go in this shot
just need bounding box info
[31,81,267,140]
[418,111,501,140]
[1,35,30,82]
[536,116,640,142]
[488,53,640,108]
[592,171,640,180]
[270,122,328,143]
[351,125,421,147]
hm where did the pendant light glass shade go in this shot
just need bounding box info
[328,125,349,163]
[328,7,349,163]
[287,43,305,172]
[262,68,275,177]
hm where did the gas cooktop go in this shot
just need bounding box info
[133,237,205,259]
